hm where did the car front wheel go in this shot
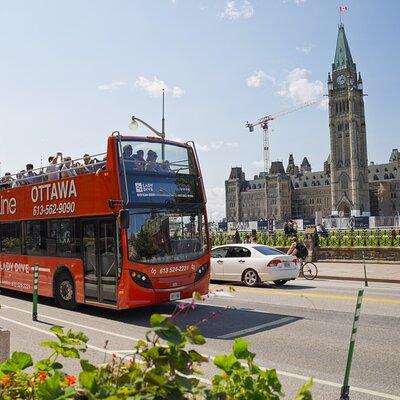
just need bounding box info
[242,269,259,287]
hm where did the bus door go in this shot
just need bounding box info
[82,219,117,304]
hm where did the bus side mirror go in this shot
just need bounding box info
[119,209,130,229]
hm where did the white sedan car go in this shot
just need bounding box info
[210,244,299,287]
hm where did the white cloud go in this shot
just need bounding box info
[135,76,168,97]
[296,44,312,54]
[97,81,127,91]
[198,141,239,151]
[246,70,276,88]
[283,0,306,4]
[206,187,226,221]
[277,68,324,105]
[172,86,185,98]
[220,0,254,20]
[196,144,210,152]
[134,76,185,98]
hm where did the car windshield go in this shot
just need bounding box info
[253,246,284,256]
[120,140,196,176]
[127,208,208,264]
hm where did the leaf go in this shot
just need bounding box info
[295,378,313,400]
[144,371,168,386]
[0,352,33,373]
[150,314,167,327]
[188,350,207,363]
[155,324,183,345]
[79,370,98,392]
[213,354,239,373]
[232,338,253,360]
[192,291,202,301]
[36,372,66,400]
[80,359,97,372]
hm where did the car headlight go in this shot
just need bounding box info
[194,263,209,282]
[129,270,152,288]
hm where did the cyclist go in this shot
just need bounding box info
[287,237,308,261]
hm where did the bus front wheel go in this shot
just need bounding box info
[54,270,77,310]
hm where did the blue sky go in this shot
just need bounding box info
[1,0,399,220]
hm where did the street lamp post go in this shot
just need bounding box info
[129,89,166,161]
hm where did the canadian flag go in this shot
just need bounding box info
[339,5,348,12]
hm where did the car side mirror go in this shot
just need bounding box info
[119,209,130,229]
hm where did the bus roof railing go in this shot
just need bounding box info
[0,152,107,186]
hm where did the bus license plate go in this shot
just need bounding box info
[170,292,181,301]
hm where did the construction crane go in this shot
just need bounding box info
[245,97,325,174]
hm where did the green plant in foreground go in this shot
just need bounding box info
[0,310,313,399]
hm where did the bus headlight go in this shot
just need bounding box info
[194,263,209,282]
[129,270,152,288]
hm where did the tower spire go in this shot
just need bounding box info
[332,24,355,72]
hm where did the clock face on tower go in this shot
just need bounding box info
[337,74,346,86]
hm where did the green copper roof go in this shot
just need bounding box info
[333,24,355,71]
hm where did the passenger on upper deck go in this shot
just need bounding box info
[0,173,13,190]
[145,150,160,173]
[82,154,95,173]
[61,157,77,178]
[46,152,63,181]
[122,145,133,160]
[25,164,41,184]
[132,150,146,171]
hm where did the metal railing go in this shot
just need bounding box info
[0,152,107,188]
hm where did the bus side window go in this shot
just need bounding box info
[0,222,21,255]
[26,221,47,256]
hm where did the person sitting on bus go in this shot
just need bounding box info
[122,145,133,160]
[145,150,160,173]
[46,152,63,181]
[82,154,95,173]
[160,160,174,175]
[61,157,77,178]
[132,150,146,171]
[25,164,41,184]
[0,173,13,190]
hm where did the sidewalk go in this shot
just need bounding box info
[315,262,400,283]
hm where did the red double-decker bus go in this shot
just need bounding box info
[0,134,210,309]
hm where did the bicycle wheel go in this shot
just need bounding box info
[302,262,318,280]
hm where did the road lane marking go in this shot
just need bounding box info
[209,285,400,304]
[1,304,143,342]
[217,316,297,339]
[0,315,126,358]
[1,314,398,399]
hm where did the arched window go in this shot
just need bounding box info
[325,180,330,185]
[252,184,256,189]
[294,183,299,188]
[373,175,379,181]
[303,182,308,187]
[384,173,389,180]
[335,102,338,114]
[311,181,316,186]
[389,173,395,179]
[317,181,321,186]
[258,184,262,189]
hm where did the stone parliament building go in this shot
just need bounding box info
[226,24,400,223]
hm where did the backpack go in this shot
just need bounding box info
[296,243,309,259]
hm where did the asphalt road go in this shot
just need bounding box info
[1,278,400,400]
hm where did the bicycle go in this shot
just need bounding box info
[298,259,318,280]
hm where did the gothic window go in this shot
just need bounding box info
[337,161,343,168]
[252,184,256,189]
[338,123,342,131]
[325,179,330,185]
[317,181,321,186]
[303,182,308,187]
[373,175,379,181]
[389,173,394,179]
[339,174,349,190]
[345,122,349,130]
[335,102,339,114]
[294,183,299,188]
[346,100,349,111]
[376,169,379,173]
[384,173,389,180]
[258,184,261,189]
[311,181,316,186]
[339,101,342,113]
[384,167,388,172]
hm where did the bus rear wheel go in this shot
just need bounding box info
[54,270,77,310]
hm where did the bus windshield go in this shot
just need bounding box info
[120,140,196,176]
[127,208,208,264]
[119,140,202,206]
